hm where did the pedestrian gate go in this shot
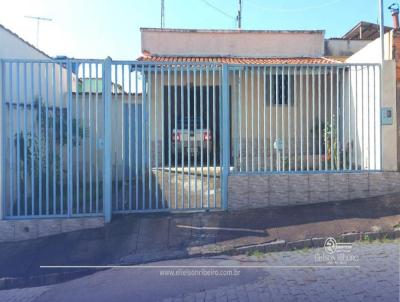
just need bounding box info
[109,61,228,216]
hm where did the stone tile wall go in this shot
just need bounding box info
[0,217,104,243]
[229,172,400,210]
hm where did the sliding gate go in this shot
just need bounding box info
[109,61,228,214]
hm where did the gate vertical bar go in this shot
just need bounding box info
[103,58,112,223]
[0,60,5,219]
[52,63,56,214]
[221,64,230,210]
[67,60,73,217]
[206,67,210,207]
[59,63,63,214]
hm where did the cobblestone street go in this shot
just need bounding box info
[158,241,400,302]
[0,241,399,302]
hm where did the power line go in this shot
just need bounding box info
[199,0,235,20]
[246,0,345,13]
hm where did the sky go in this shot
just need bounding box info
[0,0,396,60]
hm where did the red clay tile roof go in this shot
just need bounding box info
[137,55,342,65]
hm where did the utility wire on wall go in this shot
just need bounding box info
[200,0,244,29]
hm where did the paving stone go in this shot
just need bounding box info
[14,221,38,241]
[309,173,329,192]
[328,173,349,192]
[269,192,289,206]
[309,191,329,204]
[328,190,349,202]
[269,174,289,192]
[228,176,249,210]
[37,219,62,238]
[0,222,15,242]
[288,174,309,192]
[348,173,369,191]
[288,191,309,205]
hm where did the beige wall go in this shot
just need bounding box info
[141,29,325,57]
[381,61,397,171]
[230,68,339,171]
[145,67,343,171]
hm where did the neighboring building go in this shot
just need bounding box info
[0,24,77,218]
[0,24,52,60]
[0,23,78,98]
[140,28,326,58]
[342,21,392,40]
[325,21,393,58]
[77,78,123,93]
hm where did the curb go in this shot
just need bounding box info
[227,229,400,255]
[1,229,399,290]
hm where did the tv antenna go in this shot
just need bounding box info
[237,0,242,29]
[161,0,165,28]
[24,15,52,48]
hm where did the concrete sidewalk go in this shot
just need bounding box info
[1,193,400,288]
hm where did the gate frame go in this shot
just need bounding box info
[221,64,230,210]
[103,60,230,219]
[103,57,113,223]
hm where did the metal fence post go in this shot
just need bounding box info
[67,60,73,217]
[103,57,112,223]
[221,64,230,210]
[0,59,5,220]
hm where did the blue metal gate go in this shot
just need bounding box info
[108,61,228,216]
[0,59,230,221]
[1,58,380,222]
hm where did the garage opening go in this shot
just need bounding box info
[163,85,221,166]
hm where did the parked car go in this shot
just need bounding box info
[172,116,213,161]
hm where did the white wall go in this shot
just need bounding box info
[0,26,78,108]
[346,31,393,63]
[0,25,75,218]
[141,28,325,57]
[346,32,397,171]
[0,26,50,60]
